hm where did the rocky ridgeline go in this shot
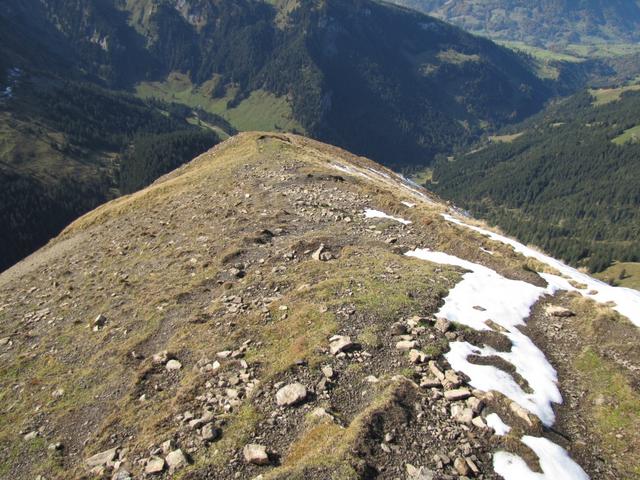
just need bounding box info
[2,134,632,479]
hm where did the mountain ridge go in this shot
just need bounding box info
[1,132,639,479]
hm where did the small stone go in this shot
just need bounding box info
[145,456,165,474]
[443,370,461,388]
[451,405,474,424]
[161,440,174,455]
[312,244,325,261]
[428,361,445,381]
[466,457,480,475]
[243,444,269,465]
[329,335,354,355]
[152,351,170,365]
[420,377,441,388]
[111,470,132,480]
[93,314,107,328]
[48,442,63,451]
[310,407,333,420]
[545,305,575,317]
[165,449,187,470]
[472,416,487,429]
[454,457,470,476]
[86,447,118,467]
[467,396,484,414]
[201,423,221,442]
[321,366,334,379]
[23,431,38,441]
[409,349,427,364]
[396,340,416,351]
[444,388,471,401]
[165,359,182,371]
[406,463,435,479]
[510,401,535,427]
[434,318,451,333]
[390,322,407,335]
[276,383,307,406]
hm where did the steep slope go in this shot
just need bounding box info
[391,0,640,48]
[2,0,552,167]
[430,88,640,274]
[1,132,639,479]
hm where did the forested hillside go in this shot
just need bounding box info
[391,0,640,48]
[0,78,226,271]
[431,89,640,273]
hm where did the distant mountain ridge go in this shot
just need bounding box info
[390,0,640,47]
[2,0,552,166]
[0,0,555,271]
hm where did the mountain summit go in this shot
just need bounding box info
[1,132,639,479]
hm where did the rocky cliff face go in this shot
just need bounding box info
[1,133,639,479]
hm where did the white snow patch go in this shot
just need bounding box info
[486,413,511,436]
[480,247,494,255]
[401,201,416,208]
[494,436,589,480]
[442,213,640,327]
[364,209,412,225]
[406,248,561,426]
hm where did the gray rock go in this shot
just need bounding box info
[451,405,474,424]
[408,349,427,364]
[545,305,575,317]
[396,340,416,351]
[329,335,354,355]
[201,423,221,442]
[428,361,445,381]
[444,388,471,401]
[454,457,470,476]
[165,359,182,371]
[276,383,307,406]
[390,322,407,335]
[23,431,38,441]
[321,366,334,379]
[243,444,270,465]
[111,470,132,480]
[145,456,165,474]
[93,314,107,329]
[312,244,325,261]
[434,318,451,333]
[152,351,170,365]
[165,449,187,470]
[406,463,435,479]
[86,447,118,467]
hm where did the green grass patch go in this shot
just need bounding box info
[575,347,640,477]
[595,262,640,290]
[489,132,525,143]
[590,84,640,106]
[136,72,304,133]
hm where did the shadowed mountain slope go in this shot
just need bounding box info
[1,133,638,479]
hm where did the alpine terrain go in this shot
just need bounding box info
[1,132,639,480]
[0,0,554,271]
[390,0,640,48]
